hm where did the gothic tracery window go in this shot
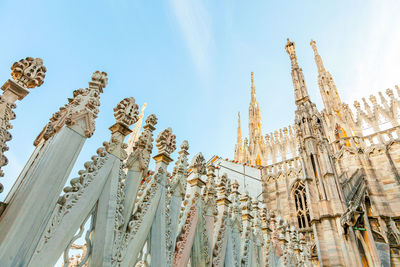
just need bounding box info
[294,181,311,229]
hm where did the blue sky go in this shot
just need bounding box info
[1,0,400,199]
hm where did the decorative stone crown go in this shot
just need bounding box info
[90,71,108,91]
[11,57,46,89]
[113,97,139,128]
[189,152,206,175]
[156,127,176,155]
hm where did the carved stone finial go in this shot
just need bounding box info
[369,95,377,105]
[113,97,139,128]
[252,198,259,211]
[386,88,394,98]
[180,140,189,151]
[207,162,216,176]
[105,98,140,159]
[90,71,108,90]
[203,163,217,205]
[232,180,239,192]
[216,173,232,205]
[189,152,206,175]
[10,57,46,89]
[144,114,158,130]
[172,140,190,177]
[240,192,253,221]
[353,100,361,109]
[156,127,176,155]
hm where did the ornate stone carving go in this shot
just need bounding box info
[172,140,190,177]
[0,57,47,192]
[10,57,46,89]
[105,97,139,160]
[36,147,109,252]
[171,140,190,196]
[0,96,15,185]
[173,206,197,266]
[90,71,108,90]
[203,163,217,213]
[113,97,139,128]
[189,152,207,176]
[34,71,107,146]
[128,168,165,235]
[156,127,176,155]
[126,114,158,171]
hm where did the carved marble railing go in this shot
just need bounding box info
[262,156,302,177]
[264,125,298,164]
[331,125,400,153]
[363,125,400,146]
[239,124,298,166]
[352,86,400,134]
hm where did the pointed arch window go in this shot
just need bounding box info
[293,181,311,229]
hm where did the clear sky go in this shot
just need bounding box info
[1,0,400,199]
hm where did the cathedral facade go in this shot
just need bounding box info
[234,39,400,266]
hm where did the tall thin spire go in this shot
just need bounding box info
[251,71,256,101]
[248,72,263,144]
[309,39,342,113]
[285,38,309,105]
[235,111,243,161]
[237,111,242,144]
[310,40,326,74]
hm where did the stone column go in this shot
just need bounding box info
[212,173,232,267]
[0,57,46,198]
[122,114,158,230]
[90,97,139,267]
[150,127,176,267]
[169,140,190,258]
[0,70,107,267]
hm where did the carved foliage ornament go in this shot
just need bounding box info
[11,57,46,89]
[156,127,176,155]
[113,97,139,128]
[34,71,107,146]
[189,152,206,175]
[105,97,140,159]
[91,71,108,89]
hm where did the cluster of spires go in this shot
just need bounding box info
[235,38,322,165]
[235,37,400,166]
